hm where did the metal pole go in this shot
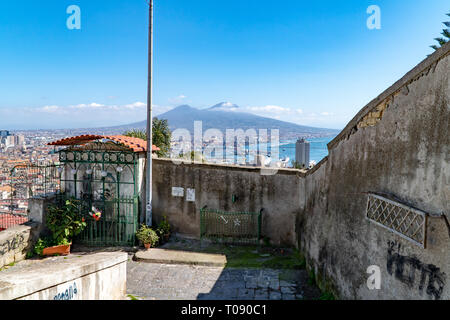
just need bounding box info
[146,0,153,226]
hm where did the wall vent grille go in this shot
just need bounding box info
[366,193,427,248]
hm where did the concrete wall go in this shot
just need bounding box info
[0,252,127,300]
[151,160,305,246]
[297,43,450,300]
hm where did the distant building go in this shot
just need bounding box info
[295,138,310,168]
[0,130,10,137]
[5,135,15,148]
[14,135,25,147]
[0,130,10,146]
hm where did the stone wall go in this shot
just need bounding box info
[297,43,450,300]
[0,196,56,269]
[151,160,305,246]
[0,224,35,269]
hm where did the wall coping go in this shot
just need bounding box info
[328,41,450,151]
[0,252,127,300]
[0,224,32,242]
[154,158,308,177]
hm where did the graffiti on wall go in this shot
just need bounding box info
[54,281,79,300]
[0,233,25,256]
[387,241,446,300]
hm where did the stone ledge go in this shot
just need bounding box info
[134,248,227,267]
[0,252,127,300]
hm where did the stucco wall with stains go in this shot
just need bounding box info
[297,43,449,300]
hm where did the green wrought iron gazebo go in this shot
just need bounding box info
[48,135,159,247]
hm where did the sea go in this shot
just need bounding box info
[204,135,337,166]
[278,135,336,164]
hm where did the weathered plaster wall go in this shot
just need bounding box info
[0,224,35,269]
[298,43,450,300]
[152,160,304,246]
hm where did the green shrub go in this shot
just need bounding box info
[136,224,159,247]
[158,216,171,235]
[46,199,87,245]
[156,216,171,241]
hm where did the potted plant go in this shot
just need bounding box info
[43,199,87,256]
[136,224,159,250]
[156,215,171,244]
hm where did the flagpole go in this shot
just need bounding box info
[146,0,153,226]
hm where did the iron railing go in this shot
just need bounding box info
[0,164,61,231]
[200,207,262,244]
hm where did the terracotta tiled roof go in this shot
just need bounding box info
[48,135,160,153]
[0,214,28,229]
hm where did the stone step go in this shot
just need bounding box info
[134,248,227,267]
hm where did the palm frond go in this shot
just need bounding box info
[442,29,450,39]
[434,37,448,46]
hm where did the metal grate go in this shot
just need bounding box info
[366,193,428,248]
[200,208,262,245]
[57,195,139,247]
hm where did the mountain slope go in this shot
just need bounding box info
[119,104,340,138]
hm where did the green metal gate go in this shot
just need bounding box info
[76,196,139,246]
[200,207,262,244]
[56,142,141,247]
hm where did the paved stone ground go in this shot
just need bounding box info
[127,259,320,300]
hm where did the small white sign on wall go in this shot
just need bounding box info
[172,187,184,197]
[186,188,195,202]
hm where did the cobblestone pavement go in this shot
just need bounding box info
[127,259,320,300]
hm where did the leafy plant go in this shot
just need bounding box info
[46,199,87,245]
[156,216,171,243]
[33,237,54,257]
[123,117,172,158]
[430,12,450,51]
[157,215,171,237]
[136,224,159,247]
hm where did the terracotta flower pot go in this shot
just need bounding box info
[144,243,151,250]
[43,244,71,256]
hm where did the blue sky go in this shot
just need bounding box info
[0,0,448,130]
